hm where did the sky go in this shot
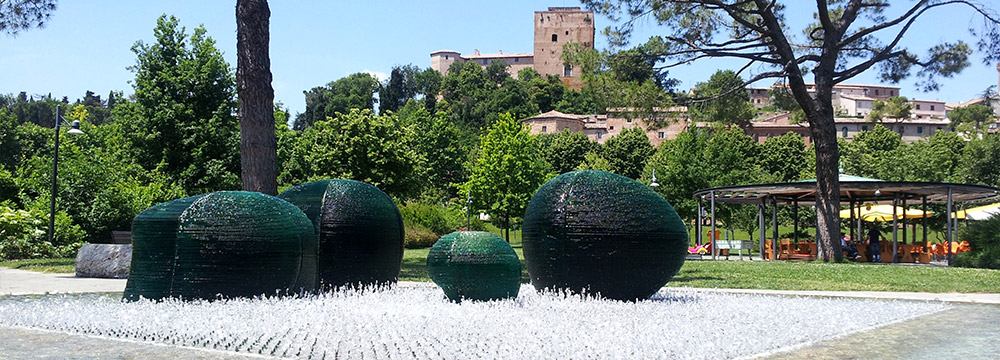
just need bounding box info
[1,1,998,117]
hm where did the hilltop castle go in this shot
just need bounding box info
[430,7,595,88]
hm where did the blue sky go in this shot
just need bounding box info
[1,1,997,116]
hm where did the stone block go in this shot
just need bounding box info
[75,244,132,279]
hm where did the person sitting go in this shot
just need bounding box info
[841,235,859,260]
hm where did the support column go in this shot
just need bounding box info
[771,197,778,261]
[892,195,898,263]
[710,191,717,260]
[946,187,954,266]
[758,202,766,260]
[697,196,703,246]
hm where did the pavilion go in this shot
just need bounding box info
[692,174,1000,265]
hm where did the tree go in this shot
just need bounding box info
[283,109,423,199]
[379,65,427,114]
[760,132,808,182]
[0,0,56,36]
[117,15,240,195]
[582,0,1000,261]
[840,124,901,179]
[538,129,595,175]
[868,96,912,122]
[398,101,469,202]
[689,70,757,128]
[644,129,710,221]
[602,127,653,179]
[882,131,964,182]
[463,113,548,242]
[961,134,1000,188]
[236,0,277,195]
[294,72,380,131]
[949,104,995,139]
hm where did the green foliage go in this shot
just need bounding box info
[397,102,470,201]
[949,104,995,139]
[295,72,380,131]
[0,206,84,260]
[463,113,548,237]
[868,96,912,122]
[537,129,595,175]
[0,0,56,36]
[882,131,964,182]
[398,202,464,236]
[689,70,756,127]
[403,224,439,249]
[282,109,423,199]
[602,127,653,179]
[961,134,1000,188]
[760,132,808,182]
[562,42,670,125]
[954,214,1000,269]
[840,124,901,179]
[118,15,240,195]
[645,129,710,221]
[575,151,611,171]
[0,108,19,170]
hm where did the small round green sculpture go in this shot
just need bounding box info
[123,191,314,301]
[278,179,404,289]
[427,231,521,302]
[522,170,688,301]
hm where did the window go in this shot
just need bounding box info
[890,90,894,96]
[917,126,923,134]
[626,118,632,123]
[916,104,921,110]
[563,64,572,77]
[541,126,547,133]
[658,132,665,139]
[609,126,615,130]
[596,132,602,139]
[445,55,449,60]
[514,58,519,63]
[565,31,569,35]
[842,127,848,138]
[875,89,879,96]
[483,60,488,65]
[931,105,936,111]
[862,125,868,131]
[552,34,558,41]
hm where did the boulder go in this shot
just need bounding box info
[75,244,132,279]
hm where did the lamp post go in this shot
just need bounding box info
[650,169,660,188]
[48,106,85,243]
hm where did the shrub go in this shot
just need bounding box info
[953,214,1000,269]
[399,202,453,235]
[404,223,439,249]
[0,206,85,260]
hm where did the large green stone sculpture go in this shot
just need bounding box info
[522,170,688,301]
[427,231,521,302]
[279,179,404,289]
[123,191,314,301]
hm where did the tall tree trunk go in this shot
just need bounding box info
[236,0,277,195]
[808,77,843,262]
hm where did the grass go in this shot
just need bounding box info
[7,251,998,294]
[0,258,76,274]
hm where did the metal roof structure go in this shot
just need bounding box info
[692,174,1000,206]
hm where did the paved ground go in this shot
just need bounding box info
[0,267,126,296]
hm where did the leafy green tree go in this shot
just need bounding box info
[398,101,469,202]
[0,0,56,36]
[602,127,653,179]
[116,15,240,195]
[440,61,539,131]
[882,131,964,182]
[237,0,277,195]
[644,129,710,221]
[961,134,1000,188]
[759,132,808,182]
[867,96,912,122]
[379,64,428,114]
[294,72,380,131]
[283,109,423,199]
[538,129,594,175]
[0,109,20,170]
[840,124,901,179]
[949,104,995,139]
[582,0,1000,261]
[689,70,756,128]
[575,151,611,171]
[463,113,548,242]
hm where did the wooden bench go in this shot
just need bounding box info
[111,231,132,244]
[715,240,753,260]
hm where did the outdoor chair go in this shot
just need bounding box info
[778,238,793,260]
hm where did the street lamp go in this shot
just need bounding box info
[48,106,85,243]
[650,169,660,188]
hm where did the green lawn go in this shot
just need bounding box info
[7,252,998,294]
[0,258,76,274]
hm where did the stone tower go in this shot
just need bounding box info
[533,7,595,84]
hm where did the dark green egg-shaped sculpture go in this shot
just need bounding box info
[123,191,314,301]
[522,170,688,301]
[279,179,404,289]
[427,231,521,302]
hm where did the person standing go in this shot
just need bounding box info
[867,223,886,263]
